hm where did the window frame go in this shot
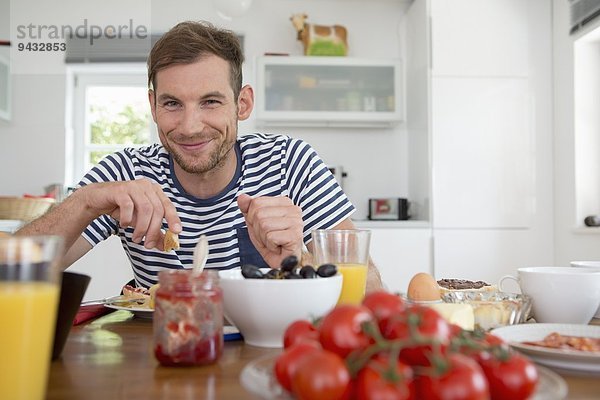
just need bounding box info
[65,63,157,186]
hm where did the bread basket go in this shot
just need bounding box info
[0,197,55,221]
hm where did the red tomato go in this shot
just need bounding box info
[291,350,351,400]
[362,291,406,333]
[319,304,375,358]
[382,305,451,366]
[451,329,506,358]
[283,320,320,348]
[448,323,464,339]
[415,353,489,400]
[477,351,538,400]
[355,353,415,400]
[274,341,321,392]
[483,333,504,346]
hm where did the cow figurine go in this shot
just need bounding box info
[290,13,348,56]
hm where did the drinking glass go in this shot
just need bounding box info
[0,235,63,400]
[312,229,371,305]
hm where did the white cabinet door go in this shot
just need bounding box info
[369,228,432,294]
[433,229,554,285]
[431,77,534,228]
[431,0,529,77]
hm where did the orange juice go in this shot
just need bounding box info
[337,263,368,305]
[0,282,59,400]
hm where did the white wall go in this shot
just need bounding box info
[0,0,409,221]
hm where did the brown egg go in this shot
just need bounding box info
[407,272,441,301]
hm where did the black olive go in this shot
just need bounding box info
[241,264,264,279]
[280,255,299,272]
[299,265,317,279]
[284,272,302,279]
[265,269,284,279]
[317,263,337,278]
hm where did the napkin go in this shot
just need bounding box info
[73,304,113,325]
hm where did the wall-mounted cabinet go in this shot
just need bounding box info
[254,56,403,127]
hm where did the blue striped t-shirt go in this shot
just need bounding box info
[78,133,355,288]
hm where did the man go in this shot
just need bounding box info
[18,21,383,291]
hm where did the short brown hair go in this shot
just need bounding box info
[147,21,244,99]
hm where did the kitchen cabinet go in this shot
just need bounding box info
[254,56,403,127]
[432,230,546,285]
[365,226,432,294]
[405,0,554,281]
[429,0,534,229]
[431,77,533,229]
[430,0,529,77]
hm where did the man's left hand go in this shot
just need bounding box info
[237,194,304,269]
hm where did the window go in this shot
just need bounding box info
[574,22,600,227]
[66,65,157,185]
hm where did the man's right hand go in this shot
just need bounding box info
[78,179,182,249]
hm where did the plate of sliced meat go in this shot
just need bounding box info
[491,323,600,375]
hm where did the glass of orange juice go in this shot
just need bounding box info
[0,235,63,400]
[312,229,371,305]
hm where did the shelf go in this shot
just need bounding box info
[572,227,600,235]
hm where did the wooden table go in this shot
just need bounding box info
[47,310,281,399]
[47,312,600,400]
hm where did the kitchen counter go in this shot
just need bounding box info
[354,219,430,229]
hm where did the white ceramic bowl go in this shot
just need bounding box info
[501,266,600,324]
[218,268,342,348]
[570,261,600,318]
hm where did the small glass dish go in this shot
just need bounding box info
[442,290,532,331]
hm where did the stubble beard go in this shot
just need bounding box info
[162,125,236,175]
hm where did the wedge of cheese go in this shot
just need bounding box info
[427,303,475,331]
[148,283,160,309]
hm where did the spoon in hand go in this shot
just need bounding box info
[192,235,209,275]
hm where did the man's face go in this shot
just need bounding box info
[149,55,252,175]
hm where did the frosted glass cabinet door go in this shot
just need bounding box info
[432,77,534,228]
[255,56,403,126]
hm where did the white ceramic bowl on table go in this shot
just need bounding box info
[218,268,342,348]
[570,261,600,318]
[500,266,600,324]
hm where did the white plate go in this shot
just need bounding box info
[102,305,243,340]
[104,304,154,319]
[240,355,567,400]
[491,323,600,375]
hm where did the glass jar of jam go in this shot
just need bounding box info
[153,269,223,366]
